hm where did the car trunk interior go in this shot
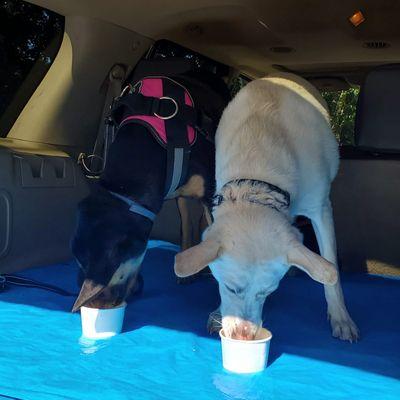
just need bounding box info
[1,2,400,399]
[1,0,399,276]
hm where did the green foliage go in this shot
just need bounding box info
[0,0,63,116]
[229,76,249,97]
[228,78,359,146]
[322,87,360,145]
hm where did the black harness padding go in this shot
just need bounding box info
[111,92,200,131]
[110,74,216,199]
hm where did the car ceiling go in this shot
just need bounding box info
[29,0,400,79]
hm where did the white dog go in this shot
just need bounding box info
[174,73,359,342]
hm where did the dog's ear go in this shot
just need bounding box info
[72,279,106,312]
[174,238,221,278]
[287,242,338,285]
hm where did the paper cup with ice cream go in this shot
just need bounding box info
[219,328,272,373]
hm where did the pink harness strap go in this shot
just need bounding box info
[120,78,196,146]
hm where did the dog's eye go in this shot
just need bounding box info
[225,284,244,295]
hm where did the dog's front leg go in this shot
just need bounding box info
[309,200,360,342]
[176,197,198,284]
[177,197,193,251]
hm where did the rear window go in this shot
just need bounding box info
[147,39,230,78]
[229,75,251,97]
[227,75,360,145]
[322,87,360,145]
[0,0,64,136]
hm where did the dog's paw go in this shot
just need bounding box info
[328,310,360,342]
[207,309,222,335]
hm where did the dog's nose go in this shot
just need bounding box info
[231,321,257,341]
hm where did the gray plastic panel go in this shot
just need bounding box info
[0,190,11,259]
[16,155,76,188]
[0,141,195,273]
[0,144,89,273]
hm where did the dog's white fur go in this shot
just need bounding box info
[175,73,359,342]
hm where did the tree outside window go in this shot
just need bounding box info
[0,0,63,134]
[322,87,360,145]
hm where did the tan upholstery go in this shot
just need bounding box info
[29,0,400,77]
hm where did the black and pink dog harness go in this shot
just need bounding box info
[111,76,214,200]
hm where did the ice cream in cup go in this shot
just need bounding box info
[80,302,127,339]
[219,328,272,373]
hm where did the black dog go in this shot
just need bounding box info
[72,70,230,311]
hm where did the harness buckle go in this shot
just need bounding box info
[154,96,179,120]
[120,84,132,97]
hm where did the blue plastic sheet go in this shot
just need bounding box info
[0,242,399,400]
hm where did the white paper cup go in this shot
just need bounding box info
[80,302,127,339]
[219,328,272,373]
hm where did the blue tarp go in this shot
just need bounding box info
[0,242,399,400]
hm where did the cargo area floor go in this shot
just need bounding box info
[0,242,399,400]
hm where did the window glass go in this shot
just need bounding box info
[322,87,360,145]
[0,0,64,135]
[215,73,359,145]
[147,39,230,78]
[229,75,250,97]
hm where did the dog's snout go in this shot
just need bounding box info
[232,321,257,340]
[223,316,260,341]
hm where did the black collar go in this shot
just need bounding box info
[213,178,290,213]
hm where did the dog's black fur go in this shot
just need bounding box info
[72,71,230,311]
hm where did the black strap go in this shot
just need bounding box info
[108,190,157,221]
[130,58,194,83]
[112,92,216,140]
[112,93,196,125]
[0,274,77,297]
[0,273,144,302]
